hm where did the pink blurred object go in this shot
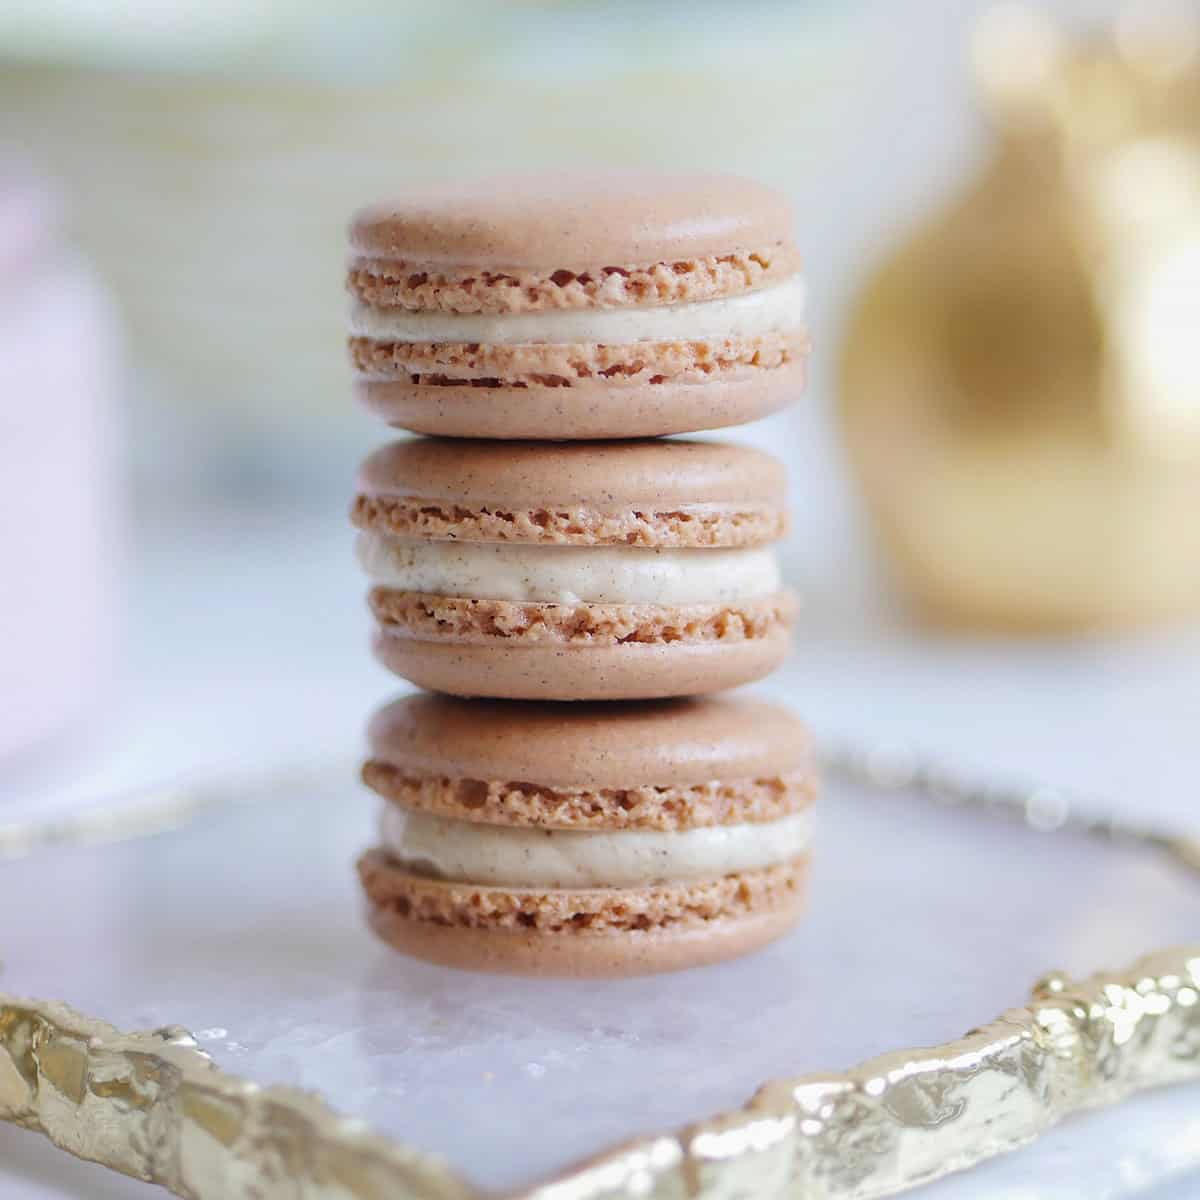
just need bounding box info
[0,166,121,770]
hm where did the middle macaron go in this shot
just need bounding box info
[353,437,796,701]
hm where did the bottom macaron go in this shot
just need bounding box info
[356,692,816,976]
[359,851,808,977]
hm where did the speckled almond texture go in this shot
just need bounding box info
[351,497,786,549]
[347,244,804,314]
[358,849,808,934]
[361,763,816,831]
[368,590,796,646]
[349,331,801,387]
[347,172,805,439]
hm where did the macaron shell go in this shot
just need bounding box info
[348,242,803,315]
[356,437,787,509]
[360,852,808,978]
[367,901,804,977]
[348,171,794,271]
[347,330,800,392]
[355,356,805,440]
[372,625,793,701]
[363,762,814,832]
[369,591,794,648]
[367,691,814,789]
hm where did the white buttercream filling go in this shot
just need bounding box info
[350,275,805,345]
[357,534,780,605]
[380,807,812,888]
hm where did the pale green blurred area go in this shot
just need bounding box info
[3,1,849,79]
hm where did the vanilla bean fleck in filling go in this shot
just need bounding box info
[380,807,812,889]
[349,275,805,346]
[356,534,781,605]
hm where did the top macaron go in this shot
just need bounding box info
[347,171,807,440]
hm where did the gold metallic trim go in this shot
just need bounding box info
[0,1001,472,1200]
[2,947,1198,1199]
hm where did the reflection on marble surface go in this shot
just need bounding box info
[1,765,1197,1195]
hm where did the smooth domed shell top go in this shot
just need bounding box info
[356,438,787,509]
[368,694,813,788]
[348,171,794,270]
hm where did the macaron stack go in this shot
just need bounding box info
[347,172,813,976]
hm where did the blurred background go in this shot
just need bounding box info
[2,0,1200,829]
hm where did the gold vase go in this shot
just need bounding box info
[840,5,1200,632]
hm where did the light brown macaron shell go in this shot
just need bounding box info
[353,439,796,701]
[348,171,807,439]
[359,694,815,976]
[363,693,817,830]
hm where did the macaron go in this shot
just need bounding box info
[347,171,808,440]
[353,437,796,701]
[358,693,816,976]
